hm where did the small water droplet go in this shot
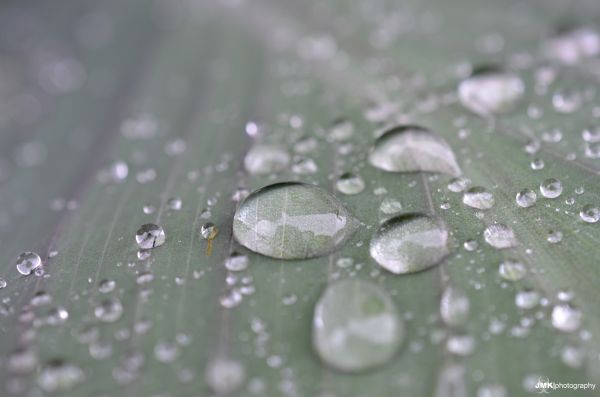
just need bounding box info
[440,286,470,327]
[233,182,357,259]
[0,278,6,289]
[530,158,545,170]
[543,27,600,64]
[205,358,245,394]
[224,253,249,272]
[463,239,478,251]
[312,278,403,372]
[540,178,563,199]
[515,189,537,208]
[483,224,516,249]
[446,334,475,356]
[458,68,524,116]
[94,298,123,323]
[368,125,462,176]
[447,177,471,193]
[98,279,116,293]
[329,118,354,141]
[551,304,582,332]
[370,214,450,274]
[16,252,42,275]
[547,230,563,244]
[552,89,582,113]
[135,224,166,249]
[579,204,600,223]
[336,173,365,195]
[37,360,84,393]
[462,187,495,210]
[499,260,526,281]
[167,197,182,210]
[243,145,290,175]
[515,289,540,309]
[477,384,507,397]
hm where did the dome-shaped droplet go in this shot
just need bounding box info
[370,214,450,274]
[483,224,516,249]
[368,125,462,176]
[312,278,403,372]
[233,183,357,260]
[462,187,495,210]
[335,173,365,195]
[551,304,582,332]
[540,178,563,199]
[580,204,600,223]
[135,224,166,249]
[458,68,524,116]
[94,298,123,323]
[515,189,537,208]
[37,360,84,393]
[16,252,42,275]
[243,145,290,175]
[498,260,526,281]
[440,286,470,327]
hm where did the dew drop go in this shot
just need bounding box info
[462,187,495,210]
[498,260,526,281]
[547,230,563,244]
[447,177,471,193]
[224,252,249,272]
[368,125,462,176]
[0,278,6,289]
[379,198,403,216]
[370,214,450,274]
[233,182,357,260]
[515,189,537,208]
[540,178,563,199]
[515,289,540,309]
[243,145,290,175]
[543,27,600,64]
[37,360,84,393]
[16,252,42,275]
[335,173,365,195]
[94,298,123,323]
[477,384,507,397]
[135,224,166,249]
[579,205,600,223]
[329,118,354,141]
[167,197,182,210]
[205,358,245,394]
[551,304,582,332]
[458,68,524,116]
[440,286,470,327]
[483,224,516,249]
[312,278,403,372]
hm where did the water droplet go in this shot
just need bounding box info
[483,224,516,249]
[205,358,245,394]
[135,224,166,249]
[368,125,462,176]
[8,348,38,374]
[462,187,495,210]
[16,252,42,275]
[329,118,354,141]
[336,173,365,195]
[477,384,507,397]
[143,205,156,215]
[547,230,563,244]
[447,177,471,193]
[499,260,526,281]
[551,304,582,332]
[515,289,540,309]
[580,205,600,223]
[313,278,403,372]
[530,158,545,170]
[440,286,470,327]
[463,239,478,251]
[244,145,290,175]
[224,253,249,272]
[370,214,450,274]
[200,223,218,240]
[379,198,403,215]
[0,278,7,289]
[552,89,582,113]
[291,156,318,174]
[94,298,123,323]
[167,197,182,210]
[154,342,179,363]
[515,189,537,208]
[37,360,84,393]
[109,161,128,182]
[98,279,116,293]
[233,182,357,259]
[540,178,563,198]
[458,68,524,116]
[561,345,585,369]
[446,334,475,356]
[543,27,600,64]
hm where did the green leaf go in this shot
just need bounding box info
[1,0,600,396]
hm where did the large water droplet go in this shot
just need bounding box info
[312,278,403,372]
[243,145,290,175]
[368,125,462,176]
[135,224,166,249]
[483,224,516,249]
[462,187,495,210]
[458,68,524,116]
[205,358,246,394]
[233,182,357,259]
[515,189,537,208]
[580,205,600,223]
[370,214,450,274]
[16,252,42,275]
[37,360,84,393]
